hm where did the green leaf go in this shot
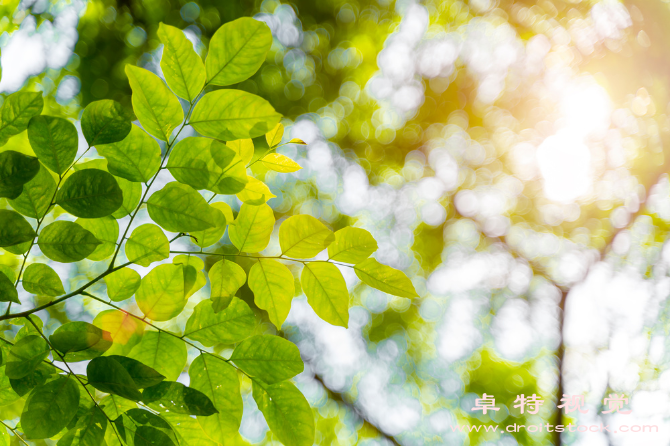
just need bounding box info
[50,321,112,355]
[236,176,276,204]
[0,150,40,196]
[98,124,162,183]
[27,115,78,174]
[143,381,218,416]
[113,177,142,218]
[6,335,50,379]
[81,99,134,146]
[125,65,184,142]
[38,220,101,263]
[147,182,224,233]
[184,298,255,346]
[56,169,123,218]
[229,203,275,253]
[188,354,242,443]
[76,216,119,261]
[0,209,35,247]
[262,153,302,173]
[265,122,284,147]
[9,363,54,397]
[167,137,246,194]
[100,394,137,420]
[0,270,19,304]
[205,17,272,86]
[174,256,206,299]
[0,91,43,146]
[279,214,334,258]
[20,375,80,439]
[161,413,219,446]
[8,163,57,219]
[252,381,315,446]
[327,227,378,264]
[226,138,254,165]
[57,406,107,446]
[93,310,145,356]
[110,356,166,389]
[248,259,294,329]
[86,356,143,401]
[190,89,281,140]
[158,23,206,102]
[301,262,349,328]
[209,259,246,312]
[0,366,20,406]
[23,263,65,296]
[125,223,169,267]
[135,263,187,321]
[115,409,179,446]
[128,331,187,381]
[231,335,303,384]
[354,258,419,298]
[106,268,142,302]
[191,202,231,248]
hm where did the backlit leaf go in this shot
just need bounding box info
[190,89,281,140]
[0,150,40,196]
[98,124,161,183]
[92,310,145,356]
[191,202,231,248]
[106,268,142,302]
[236,176,276,204]
[81,99,134,146]
[126,65,184,142]
[279,214,334,259]
[252,381,315,446]
[55,169,123,218]
[110,355,166,389]
[6,335,50,379]
[161,413,219,446]
[229,203,274,253]
[143,381,218,416]
[100,394,137,420]
[50,321,111,355]
[38,221,101,263]
[158,23,206,102]
[23,263,65,296]
[76,216,119,261]
[125,223,169,267]
[301,262,349,328]
[354,258,419,298]
[265,122,284,147]
[0,209,36,247]
[20,375,80,439]
[0,271,19,304]
[27,115,78,174]
[0,91,43,146]
[231,335,303,384]
[112,177,142,218]
[135,263,187,321]
[9,363,54,397]
[209,259,246,312]
[57,405,107,446]
[205,17,272,86]
[184,298,254,346]
[115,408,179,446]
[147,182,224,233]
[9,163,57,219]
[248,259,294,329]
[128,331,187,381]
[189,354,242,443]
[226,138,254,165]
[327,227,378,264]
[262,153,302,173]
[86,356,143,401]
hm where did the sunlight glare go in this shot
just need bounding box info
[560,81,612,136]
[537,130,592,203]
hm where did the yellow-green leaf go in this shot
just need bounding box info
[261,153,302,173]
[248,259,294,329]
[230,335,303,384]
[279,214,334,259]
[38,221,101,263]
[226,138,254,165]
[125,223,170,267]
[209,259,246,312]
[327,227,378,264]
[191,202,231,248]
[128,331,187,381]
[147,182,224,233]
[76,216,119,261]
[301,262,349,328]
[236,176,276,204]
[252,381,314,446]
[158,22,206,102]
[228,203,274,253]
[98,124,162,183]
[23,263,65,297]
[183,298,254,346]
[265,122,284,147]
[135,263,187,321]
[125,64,183,141]
[106,268,141,302]
[354,258,418,298]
